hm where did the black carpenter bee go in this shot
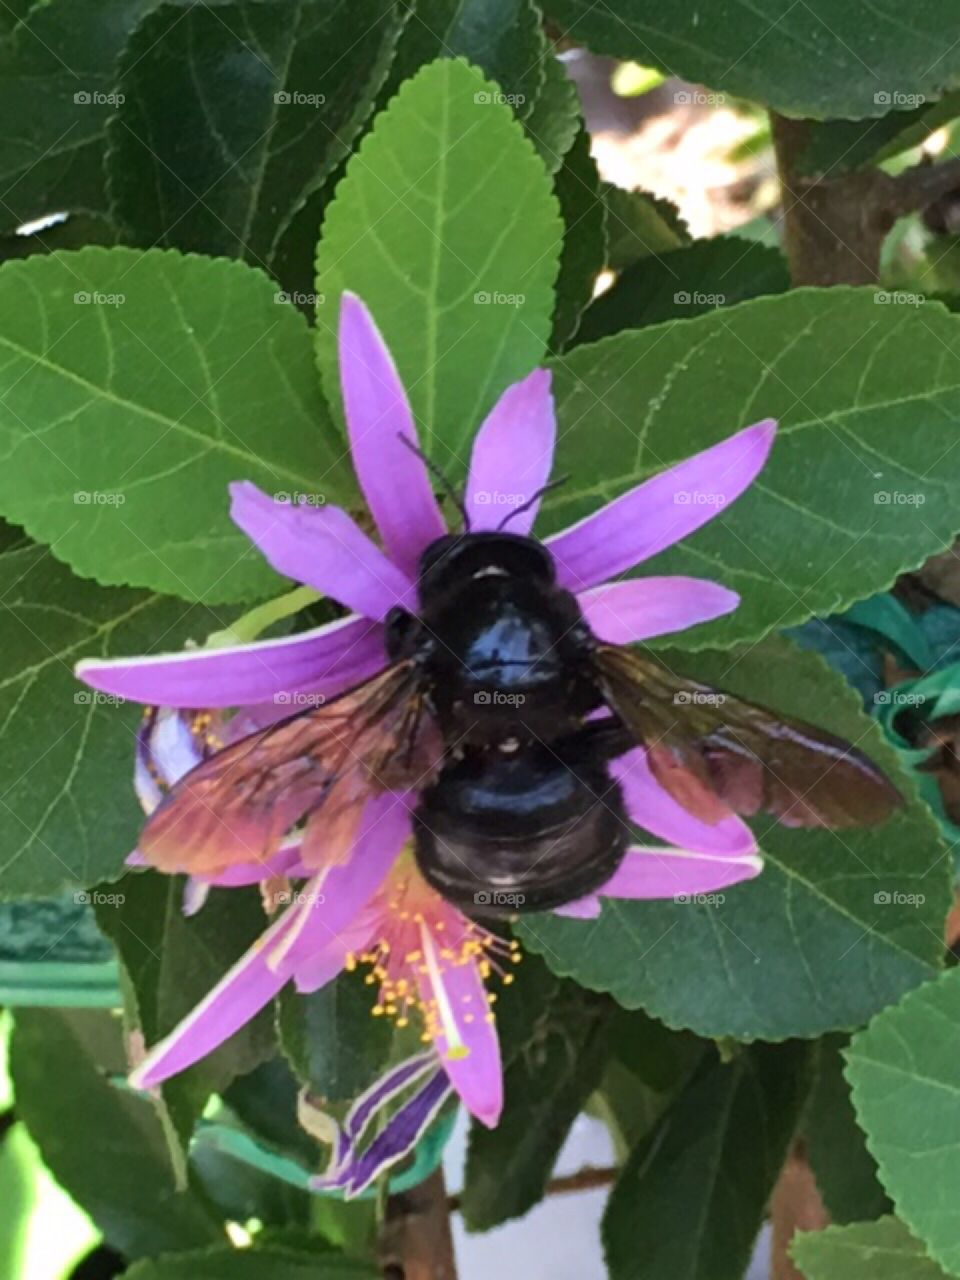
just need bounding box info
[140,526,902,917]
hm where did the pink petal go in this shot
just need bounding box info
[339,292,446,576]
[465,369,556,535]
[552,895,602,919]
[129,905,296,1089]
[598,845,763,900]
[77,613,385,708]
[547,420,777,591]
[230,481,416,621]
[578,577,739,644]
[613,747,757,856]
[192,838,306,887]
[419,939,503,1128]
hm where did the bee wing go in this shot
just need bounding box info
[139,662,442,875]
[593,645,901,829]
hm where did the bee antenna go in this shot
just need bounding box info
[497,474,570,532]
[396,434,470,531]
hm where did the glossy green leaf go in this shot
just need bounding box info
[847,967,960,1274]
[0,248,352,602]
[0,544,228,900]
[603,1042,813,1280]
[577,238,789,344]
[603,183,689,271]
[277,970,392,1104]
[793,1217,954,1280]
[798,95,960,176]
[523,53,581,174]
[0,0,154,233]
[11,1009,223,1257]
[315,57,562,463]
[551,128,606,349]
[95,873,276,1149]
[109,0,404,268]
[461,955,614,1230]
[542,289,960,649]
[541,0,960,120]
[520,638,949,1041]
[805,1035,890,1224]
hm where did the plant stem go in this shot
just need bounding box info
[380,1168,457,1280]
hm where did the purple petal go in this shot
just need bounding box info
[465,369,556,535]
[77,613,385,708]
[344,1052,437,1143]
[614,747,757,856]
[547,420,777,591]
[317,1069,452,1198]
[230,481,416,621]
[552,895,602,919]
[192,839,306,887]
[419,937,503,1128]
[339,292,446,576]
[598,845,763,900]
[578,577,739,644]
[129,905,296,1089]
[182,878,211,917]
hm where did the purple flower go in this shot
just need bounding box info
[79,293,775,1146]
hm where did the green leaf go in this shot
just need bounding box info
[805,1035,890,1224]
[603,183,690,271]
[277,969,392,1104]
[798,96,960,176]
[603,1041,813,1280]
[461,954,614,1230]
[846,967,960,1274]
[121,1244,379,1279]
[543,289,960,649]
[0,544,228,900]
[10,1009,223,1257]
[0,247,352,602]
[792,1217,955,1280]
[551,128,606,350]
[577,239,790,344]
[315,57,562,462]
[0,0,154,233]
[520,637,950,1041]
[108,0,404,269]
[523,53,581,174]
[540,0,960,120]
[95,873,276,1149]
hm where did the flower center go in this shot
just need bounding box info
[345,852,521,1052]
